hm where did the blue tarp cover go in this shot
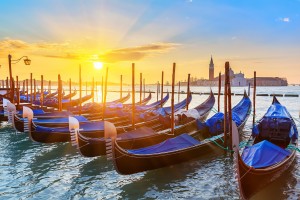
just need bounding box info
[241,140,291,168]
[201,96,251,135]
[127,133,200,155]
[265,102,292,119]
[33,115,88,123]
[205,112,224,135]
[118,127,157,140]
[35,121,104,132]
[252,102,298,140]
[231,95,251,123]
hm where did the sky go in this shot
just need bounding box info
[0,0,299,84]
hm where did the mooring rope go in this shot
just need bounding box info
[206,136,233,152]
[286,144,300,152]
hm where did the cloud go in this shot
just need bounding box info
[0,39,30,50]
[100,43,180,63]
[0,38,179,62]
[279,17,290,22]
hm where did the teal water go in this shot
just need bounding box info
[1,86,300,199]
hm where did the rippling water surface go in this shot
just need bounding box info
[1,86,300,199]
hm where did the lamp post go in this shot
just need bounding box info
[8,54,31,102]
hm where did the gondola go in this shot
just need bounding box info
[62,90,77,100]
[20,93,185,143]
[102,92,251,175]
[10,93,150,131]
[1,98,70,122]
[68,92,131,114]
[69,92,214,157]
[232,96,298,199]
[41,93,93,109]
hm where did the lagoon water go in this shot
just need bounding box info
[1,86,300,199]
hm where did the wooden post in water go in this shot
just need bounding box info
[252,71,257,127]
[223,65,228,149]
[101,76,104,104]
[143,78,145,99]
[95,81,98,102]
[16,76,20,107]
[171,63,176,135]
[186,74,190,110]
[156,82,159,101]
[49,80,51,94]
[178,81,181,103]
[26,79,29,101]
[226,62,233,151]
[132,63,135,129]
[218,72,221,112]
[58,74,62,111]
[69,78,72,102]
[22,80,25,94]
[161,71,164,107]
[30,73,33,104]
[92,77,95,103]
[85,81,88,96]
[103,67,109,120]
[79,65,82,115]
[139,73,142,104]
[34,79,36,101]
[120,75,123,99]
[41,75,44,108]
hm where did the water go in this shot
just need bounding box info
[1,86,300,199]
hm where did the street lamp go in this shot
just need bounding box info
[8,54,31,102]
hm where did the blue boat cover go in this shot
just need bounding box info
[241,140,291,168]
[118,127,157,140]
[127,133,200,155]
[35,121,104,132]
[264,102,292,119]
[33,109,46,115]
[252,102,298,140]
[205,112,224,135]
[195,96,250,136]
[33,115,89,123]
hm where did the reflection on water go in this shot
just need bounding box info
[0,86,300,199]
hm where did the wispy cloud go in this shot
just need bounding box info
[100,43,179,62]
[279,17,290,22]
[0,38,179,62]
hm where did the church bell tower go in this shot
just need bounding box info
[209,56,214,81]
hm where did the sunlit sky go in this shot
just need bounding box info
[0,0,299,84]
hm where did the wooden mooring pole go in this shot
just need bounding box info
[218,72,221,112]
[41,75,44,108]
[161,71,164,107]
[132,63,135,129]
[103,67,109,121]
[186,74,190,110]
[171,63,176,135]
[253,71,257,127]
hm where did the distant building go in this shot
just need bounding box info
[232,71,248,87]
[248,77,288,86]
[186,56,288,87]
[209,56,214,81]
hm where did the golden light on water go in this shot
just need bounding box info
[93,62,103,70]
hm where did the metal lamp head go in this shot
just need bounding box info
[24,58,31,65]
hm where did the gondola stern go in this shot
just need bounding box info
[23,106,35,141]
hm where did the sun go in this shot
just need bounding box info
[93,62,103,70]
